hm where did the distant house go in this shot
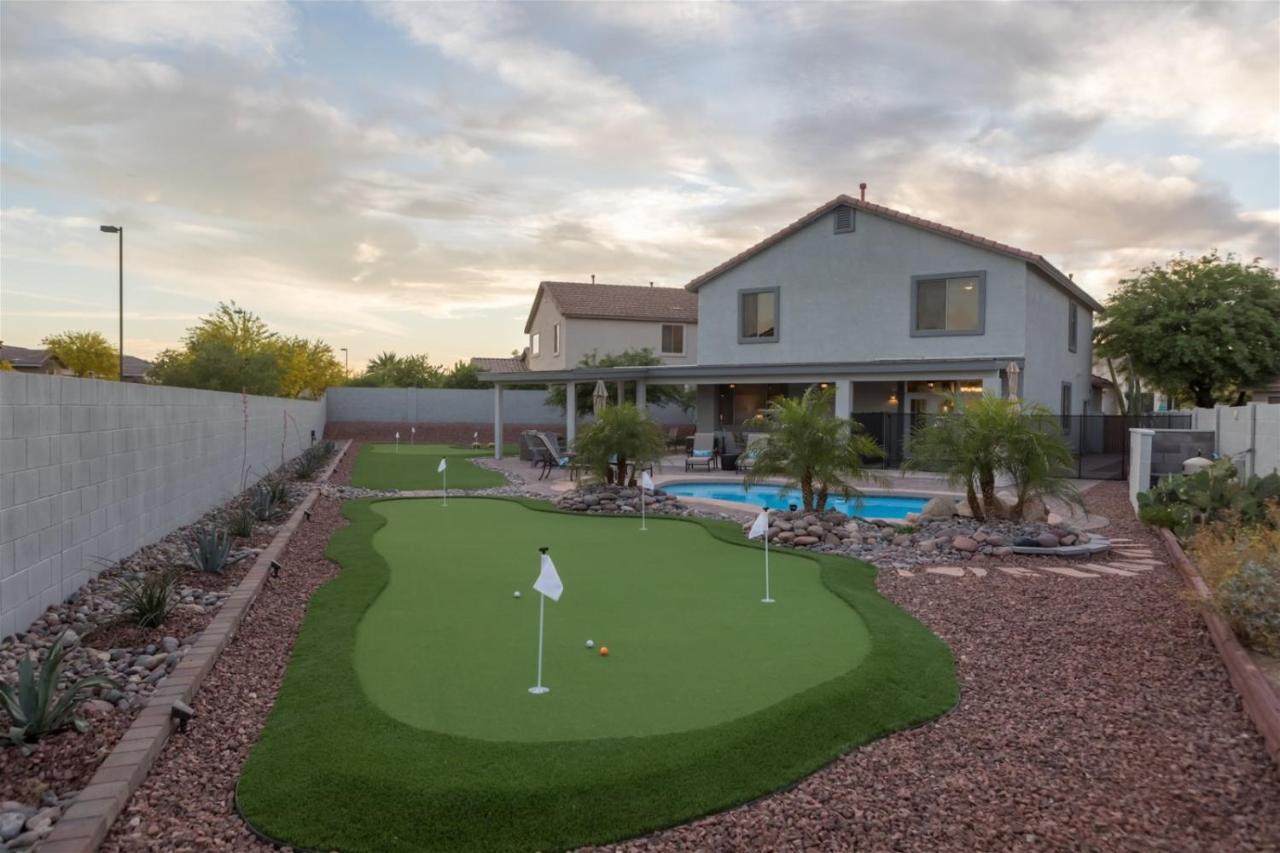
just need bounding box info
[0,344,151,382]
[1248,377,1280,405]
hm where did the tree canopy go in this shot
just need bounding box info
[1094,252,1280,408]
[149,302,344,398]
[41,330,118,379]
[544,348,695,414]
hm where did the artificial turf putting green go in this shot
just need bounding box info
[350,442,507,490]
[239,498,957,853]
[357,499,870,741]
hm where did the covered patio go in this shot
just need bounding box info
[478,356,1022,460]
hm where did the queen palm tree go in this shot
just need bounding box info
[743,387,884,512]
[572,403,666,487]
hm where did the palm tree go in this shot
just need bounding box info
[743,387,884,512]
[905,394,1080,520]
[572,404,667,487]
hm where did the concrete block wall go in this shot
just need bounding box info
[325,387,693,426]
[0,373,325,639]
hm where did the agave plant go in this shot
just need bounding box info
[263,476,290,506]
[228,505,255,538]
[188,525,234,573]
[250,484,277,521]
[113,570,178,629]
[1,632,116,746]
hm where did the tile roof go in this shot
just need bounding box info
[470,356,529,373]
[524,281,698,333]
[0,344,151,377]
[684,194,1104,312]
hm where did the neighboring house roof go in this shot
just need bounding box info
[470,356,529,373]
[1091,374,1114,389]
[684,194,1105,312]
[523,281,699,334]
[0,344,151,378]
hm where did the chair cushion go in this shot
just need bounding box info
[692,449,713,458]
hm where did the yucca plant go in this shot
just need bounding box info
[188,525,233,573]
[264,476,290,506]
[113,570,178,628]
[1,632,116,746]
[294,447,325,480]
[229,506,255,538]
[250,484,278,521]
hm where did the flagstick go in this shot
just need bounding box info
[529,547,550,695]
[640,486,647,532]
[442,467,447,507]
[761,505,774,604]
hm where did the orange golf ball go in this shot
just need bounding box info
[599,646,609,657]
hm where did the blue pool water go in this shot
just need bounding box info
[661,482,930,520]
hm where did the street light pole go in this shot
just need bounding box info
[99,225,123,380]
[340,347,349,376]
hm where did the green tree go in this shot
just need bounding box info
[545,348,695,414]
[149,302,341,398]
[743,386,884,512]
[441,360,491,389]
[905,395,1079,521]
[1095,252,1280,408]
[572,403,667,487]
[348,352,444,387]
[41,330,118,379]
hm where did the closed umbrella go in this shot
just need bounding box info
[1006,362,1020,401]
[592,380,609,416]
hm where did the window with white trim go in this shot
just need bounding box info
[531,332,541,357]
[553,323,560,355]
[1068,303,1078,353]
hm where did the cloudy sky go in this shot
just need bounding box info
[1,1,1277,370]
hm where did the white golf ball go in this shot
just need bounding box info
[585,639,594,649]
[513,591,521,599]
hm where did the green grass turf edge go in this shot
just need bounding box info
[238,497,958,853]
[349,443,508,490]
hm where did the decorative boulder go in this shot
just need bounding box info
[1020,496,1049,523]
[920,496,956,519]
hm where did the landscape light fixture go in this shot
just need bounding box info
[271,560,283,577]
[171,700,194,733]
[99,225,124,380]
[304,509,312,522]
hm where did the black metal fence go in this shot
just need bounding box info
[850,412,1193,481]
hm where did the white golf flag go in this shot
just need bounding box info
[437,458,448,473]
[533,553,563,601]
[748,510,769,540]
[641,470,654,492]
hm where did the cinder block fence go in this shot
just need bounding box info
[0,374,325,638]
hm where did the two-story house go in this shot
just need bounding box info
[479,194,1101,454]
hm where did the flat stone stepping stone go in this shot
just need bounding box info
[1110,561,1158,570]
[1038,565,1099,578]
[896,569,915,578]
[968,566,988,577]
[997,566,1038,577]
[926,566,965,577]
[1079,563,1138,576]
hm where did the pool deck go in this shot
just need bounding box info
[480,453,1106,528]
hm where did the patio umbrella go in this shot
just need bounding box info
[1006,361,1020,401]
[592,380,609,416]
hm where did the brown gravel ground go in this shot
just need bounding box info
[99,494,347,852]
[603,482,1280,852]
[98,479,1280,853]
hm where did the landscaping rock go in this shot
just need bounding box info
[1037,533,1060,548]
[920,496,955,519]
[0,813,26,842]
[952,536,979,552]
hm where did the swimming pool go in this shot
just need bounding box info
[661,481,931,520]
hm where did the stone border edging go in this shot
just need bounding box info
[37,440,352,853]
[1157,527,1280,768]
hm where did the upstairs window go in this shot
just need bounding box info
[553,323,561,355]
[531,332,541,357]
[912,272,985,336]
[1061,382,1073,426]
[661,324,685,355]
[739,288,779,343]
[1068,303,1078,353]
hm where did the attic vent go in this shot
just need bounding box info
[834,204,854,234]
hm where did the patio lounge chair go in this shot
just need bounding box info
[738,434,767,472]
[519,431,541,464]
[685,432,718,472]
[532,433,575,481]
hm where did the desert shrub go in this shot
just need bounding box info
[1,632,116,746]
[264,475,290,505]
[1138,459,1280,538]
[188,525,233,573]
[250,484,278,521]
[229,506,255,538]
[113,570,178,628]
[294,443,331,480]
[1215,559,1280,655]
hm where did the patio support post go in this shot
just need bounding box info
[616,380,624,406]
[493,383,504,459]
[834,380,851,421]
[565,381,577,447]
[635,380,647,411]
